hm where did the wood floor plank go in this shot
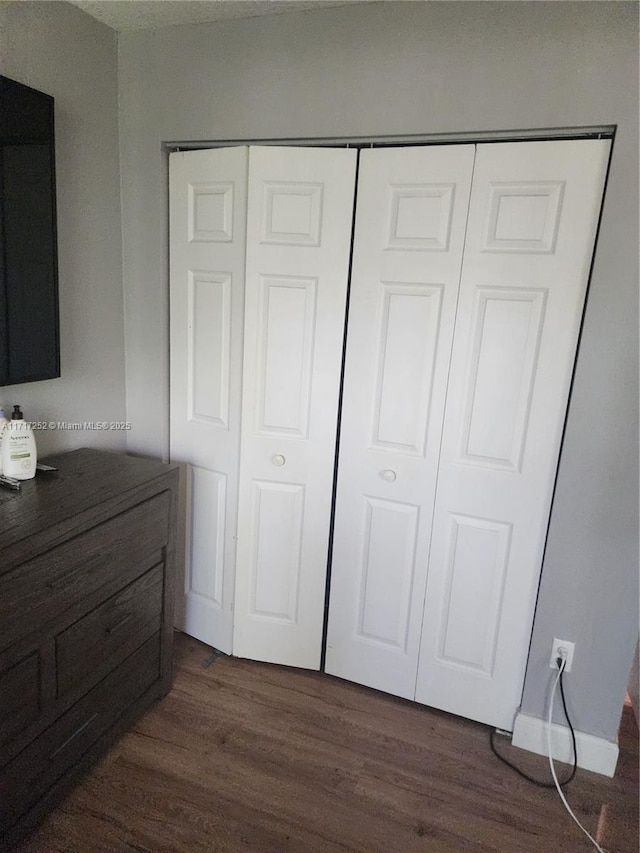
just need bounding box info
[16,633,639,853]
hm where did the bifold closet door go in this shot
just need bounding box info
[326,138,609,730]
[232,147,357,668]
[325,145,476,698]
[169,146,249,654]
[415,139,610,730]
[171,139,609,727]
[171,145,356,664]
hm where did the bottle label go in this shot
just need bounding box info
[3,426,36,476]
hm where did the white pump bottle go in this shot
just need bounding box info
[2,405,37,480]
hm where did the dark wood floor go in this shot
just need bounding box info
[18,632,639,852]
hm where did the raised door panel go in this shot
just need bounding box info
[356,498,420,651]
[372,283,443,455]
[169,147,248,654]
[188,272,231,427]
[255,275,316,437]
[436,514,511,675]
[248,481,305,622]
[415,139,610,729]
[460,288,546,470]
[325,145,475,698]
[233,146,357,669]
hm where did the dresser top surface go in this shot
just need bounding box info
[0,448,177,554]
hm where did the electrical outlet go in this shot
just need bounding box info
[550,638,575,673]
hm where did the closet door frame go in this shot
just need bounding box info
[167,126,614,702]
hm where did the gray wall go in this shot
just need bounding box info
[118,1,639,741]
[0,1,126,456]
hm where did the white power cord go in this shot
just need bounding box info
[547,656,606,852]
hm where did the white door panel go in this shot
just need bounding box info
[415,139,610,728]
[233,146,357,668]
[169,147,248,654]
[325,145,476,698]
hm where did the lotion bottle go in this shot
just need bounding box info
[2,405,37,480]
[0,408,8,474]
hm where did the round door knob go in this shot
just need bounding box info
[380,469,397,482]
[271,454,286,467]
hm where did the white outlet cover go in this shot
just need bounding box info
[550,638,575,673]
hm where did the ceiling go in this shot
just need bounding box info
[65,0,368,32]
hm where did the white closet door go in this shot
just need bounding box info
[233,146,357,668]
[169,147,248,654]
[325,145,475,697]
[415,139,610,729]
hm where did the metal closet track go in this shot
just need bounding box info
[166,125,616,153]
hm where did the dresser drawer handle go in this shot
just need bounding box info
[48,712,99,760]
[105,613,133,635]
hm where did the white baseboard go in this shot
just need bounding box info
[511,712,619,778]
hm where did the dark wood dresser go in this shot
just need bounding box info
[0,448,179,849]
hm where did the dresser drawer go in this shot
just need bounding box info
[0,491,170,652]
[0,653,40,748]
[56,564,164,697]
[0,633,160,831]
